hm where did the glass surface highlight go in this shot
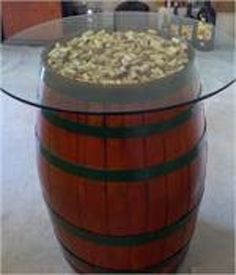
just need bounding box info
[1,12,235,114]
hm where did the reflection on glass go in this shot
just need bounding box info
[1,12,235,114]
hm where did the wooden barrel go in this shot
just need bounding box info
[36,94,207,272]
[36,41,206,272]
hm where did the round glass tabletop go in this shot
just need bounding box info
[1,12,235,114]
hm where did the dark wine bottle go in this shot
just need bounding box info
[173,0,179,15]
[197,1,216,24]
[195,1,216,51]
[186,0,193,18]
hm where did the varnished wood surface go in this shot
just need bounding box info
[2,1,62,39]
[36,91,207,271]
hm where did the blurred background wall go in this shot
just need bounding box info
[1,1,235,39]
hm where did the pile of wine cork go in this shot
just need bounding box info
[47,29,189,85]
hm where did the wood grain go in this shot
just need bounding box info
[2,0,62,39]
[36,71,206,272]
